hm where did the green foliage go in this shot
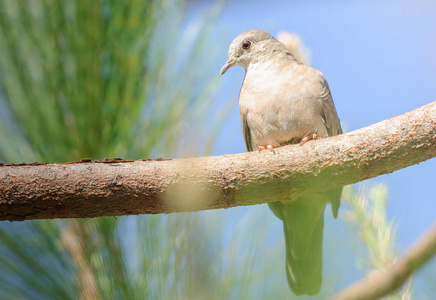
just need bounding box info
[0,0,158,162]
[0,220,77,299]
[0,0,237,299]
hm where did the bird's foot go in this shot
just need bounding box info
[258,144,275,154]
[300,133,318,146]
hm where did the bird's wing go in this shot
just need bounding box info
[316,78,343,217]
[242,113,254,152]
[318,79,343,136]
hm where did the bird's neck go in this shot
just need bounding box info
[246,51,297,75]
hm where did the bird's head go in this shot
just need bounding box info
[220,29,279,75]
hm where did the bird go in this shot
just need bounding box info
[220,29,342,296]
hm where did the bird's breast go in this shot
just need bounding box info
[239,66,326,148]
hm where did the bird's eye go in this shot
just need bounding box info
[242,41,251,49]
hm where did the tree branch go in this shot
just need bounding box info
[332,222,436,300]
[0,101,435,221]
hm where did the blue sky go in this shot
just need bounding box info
[204,0,435,294]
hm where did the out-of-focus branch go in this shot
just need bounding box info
[0,101,435,221]
[62,220,100,300]
[332,222,436,300]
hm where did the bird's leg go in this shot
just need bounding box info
[258,145,276,154]
[300,133,318,146]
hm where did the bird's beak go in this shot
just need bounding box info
[220,58,235,75]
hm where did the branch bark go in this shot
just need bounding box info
[0,101,435,221]
[332,222,436,300]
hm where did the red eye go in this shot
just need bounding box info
[242,40,251,49]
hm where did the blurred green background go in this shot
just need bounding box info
[0,0,434,299]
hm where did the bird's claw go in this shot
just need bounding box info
[258,145,276,154]
[300,133,318,146]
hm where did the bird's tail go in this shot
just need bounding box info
[268,194,327,296]
[284,205,324,295]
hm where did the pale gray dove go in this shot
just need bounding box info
[220,29,342,296]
